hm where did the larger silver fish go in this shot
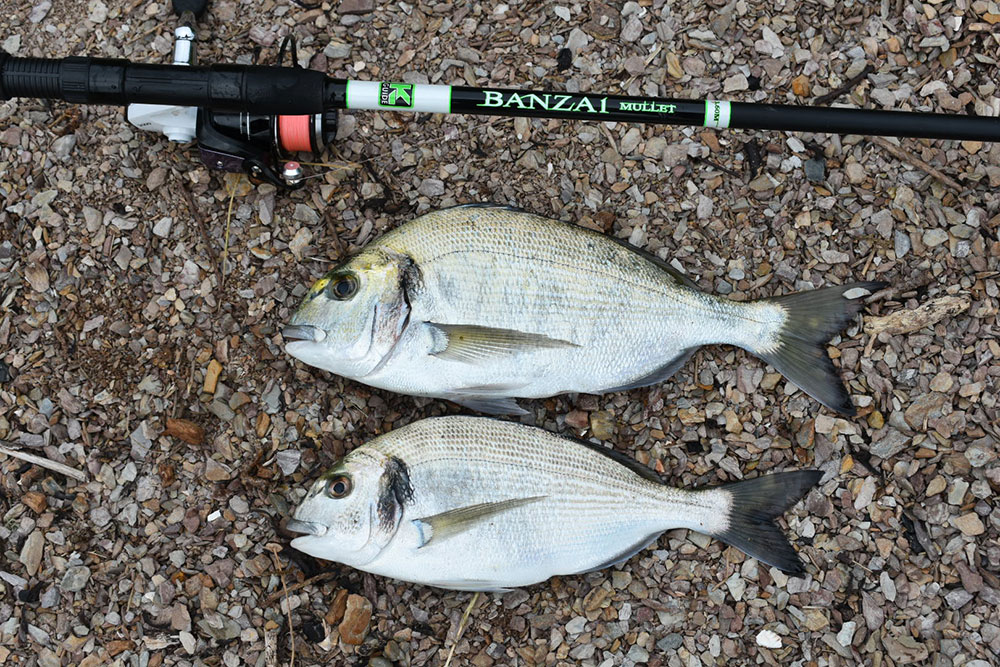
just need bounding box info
[288,416,822,591]
[284,205,881,415]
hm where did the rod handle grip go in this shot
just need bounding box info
[1,54,328,113]
[0,54,68,100]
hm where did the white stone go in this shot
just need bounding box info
[756,629,782,649]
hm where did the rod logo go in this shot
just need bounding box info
[478,90,609,114]
[380,82,414,108]
[619,101,677,114]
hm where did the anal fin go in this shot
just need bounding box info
[422,579,513,592]
[447,394,529,416]
[576,532,662,574]
[601,347,697,393]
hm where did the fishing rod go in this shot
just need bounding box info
[2,12,998,189]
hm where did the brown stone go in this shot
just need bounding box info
[583,585,610,612]
[256,412,271,438]
[22,490,47,513]
[325,588,350,626]
[203,360,223,394]
[106,640,134,657]
[338,594,373,645]
[338,0,374,14]
[666,52,683,79]
[204,458,231,482]
[589,411,615,441]
[903,393,949,430]
[961,140,983,155]
[791,75,811,97]
[677,407,705,426]
[583,1,620,40]
[19,530,44,576]
[565,410,589,429]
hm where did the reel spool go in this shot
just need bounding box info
[195,108,337,187]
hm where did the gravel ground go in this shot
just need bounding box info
[2,1,999,666]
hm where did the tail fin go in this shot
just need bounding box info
[708,470,823,575]
[756,281,884,416]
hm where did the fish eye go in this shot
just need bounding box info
[326,274,358,301]
[326,475,353,499]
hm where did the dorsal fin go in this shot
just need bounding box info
[461,415,668,485]
[602,233,701,291]
[448,202,530,215]
[571,437,666,485]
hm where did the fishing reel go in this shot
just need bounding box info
[124,1,336,188]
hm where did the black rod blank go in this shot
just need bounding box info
[2,54,998,142]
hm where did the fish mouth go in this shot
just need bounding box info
[282,325,327,342]
[286,518,328,536]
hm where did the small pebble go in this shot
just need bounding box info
[19,531,44,576]
[756,629,782,649]
[60,566,91,592]
[837,621,857,647]
[953,513,984,536]
[804,158,826,182]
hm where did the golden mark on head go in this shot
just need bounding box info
[309,277,332,299]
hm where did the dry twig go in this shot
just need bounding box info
[870,136,965,194]
[0,443,87,482]
[178,181,224,289]
[261,571,337,608]
[443,592,480,667]
[268,547,296,667]
[813,63,875,105]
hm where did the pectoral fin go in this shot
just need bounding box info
[428,324,578,363]
[413,496,546,548]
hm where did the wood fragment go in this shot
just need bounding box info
[203,359,223,395]
[164,418,206,446]
[864,295,971,337]
[267,547,296,667]
[870,136,964,193]
[178,180,224,291]
[0,443,87,482]
[868,273,935,302]
[261,571,337,608]
[813,63,875,105]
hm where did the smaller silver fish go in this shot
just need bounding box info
[288,416,822,591]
